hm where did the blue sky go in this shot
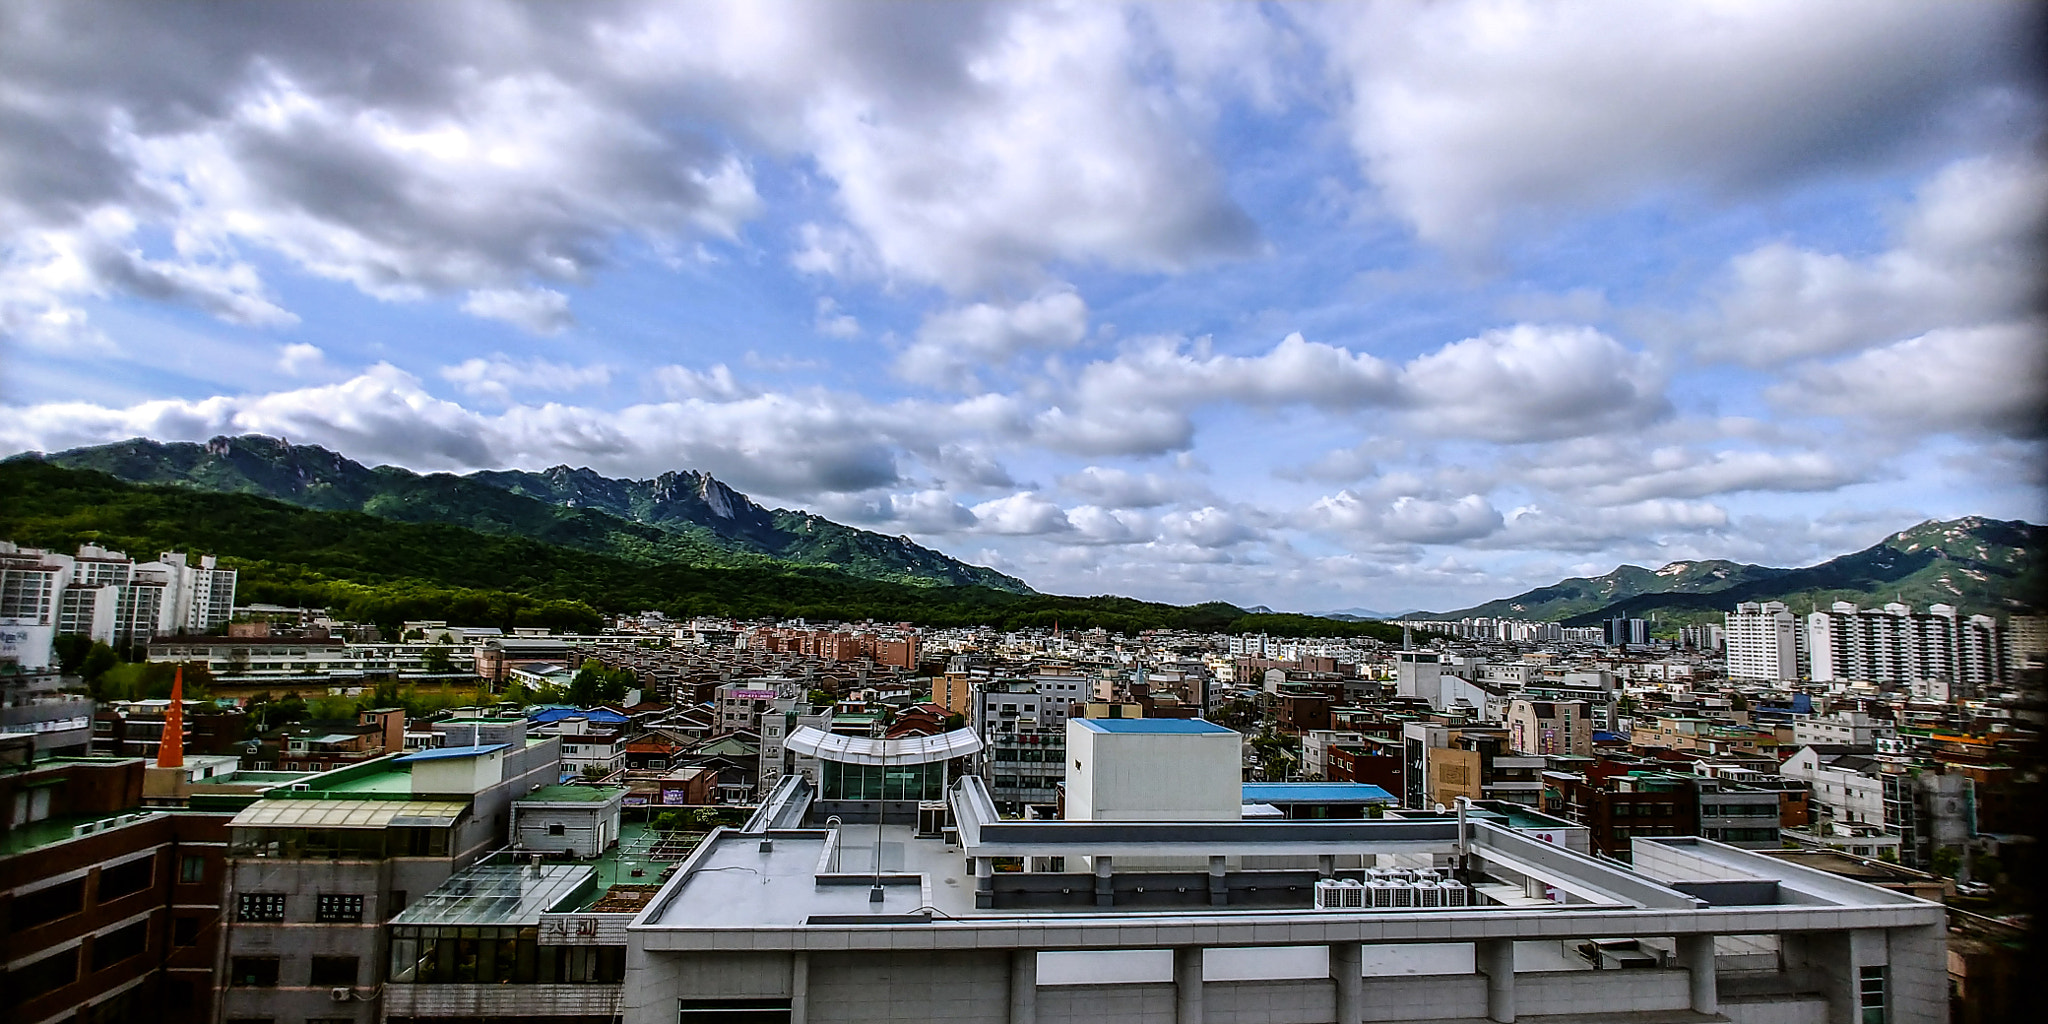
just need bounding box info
[1,1,2042,613]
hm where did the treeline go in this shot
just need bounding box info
[0,461,1404,638]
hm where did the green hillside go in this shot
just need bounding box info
[25,435,1031,593]
[0,460,1366,638]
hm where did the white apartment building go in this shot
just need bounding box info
[1781,746,1885,828]
[1791,711,1896,749]
[1807,601,2004,695]
[0,542,238,668]
[1724,601,1800,682]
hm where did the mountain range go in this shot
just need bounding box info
[1433,516,2042,626]
[11,434,1031,593]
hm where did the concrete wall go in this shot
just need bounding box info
[807,950,1010,1024]
[1065,722,1241,822]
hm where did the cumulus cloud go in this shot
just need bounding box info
[651,363,755,402]
[1695,155,2048,364]
[1038,325,1665,456]
[1397,325,1667,442]
[1771,322,2047,438]
[0,2,1260,339]
[1495,500,1732,554]
[1307,491,1503,545]
[441,354,612,403]
[898,287,1088,389]
[461,288,574,336]
[276,342,326,376]
[970,492,1073,535]
[1056,466,1186,508]
[1318,0,2031,249]
[813,297,860,339]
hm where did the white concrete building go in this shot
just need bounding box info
[1724,601,1800,682]
[1781,746,1886,828]
[1064,718,1241,823]
[621,774,1949,1023]
[1808,601,2005,696]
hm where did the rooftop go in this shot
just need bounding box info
[1072,718,1234,734]
[1241,782,1397,805]
[395,743,509,763]
[521,784,625,803]
[391,861,597,927]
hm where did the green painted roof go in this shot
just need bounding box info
[522,785,623,803]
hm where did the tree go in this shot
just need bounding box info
[421,644,454,674]
[1930,846,1961,878]
[80,642,120,683]
[52,633,93,675]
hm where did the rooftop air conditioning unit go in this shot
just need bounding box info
[1313,879,1365,910]
[329,988,352,1001]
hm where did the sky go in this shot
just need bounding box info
[1,1,2043,615]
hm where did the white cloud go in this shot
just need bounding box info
[1306,491,1503,545]
[970,492,1073,536]
[440,355,612,404]
[460,288,574,336]
[277,342,326,376]
[1159,506,1260,548]
[1696,155,2048,364]
[1319,0,2027,250]
[813,297,861,338]
[1495,500,1732,553]
[1396,325,1667,443]
[1066,505,1153,545]
[651,364,755,402]
[1771,321,2046,438]
[898,286,1088,389]
[1057,466,1185,508]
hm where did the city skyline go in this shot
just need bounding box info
[2,1,2042,613]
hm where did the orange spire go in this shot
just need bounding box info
[158,665,185,769]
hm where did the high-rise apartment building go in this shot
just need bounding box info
[1724,601,1800,682]
[0,543,238,668]
[1807,601,2004,696]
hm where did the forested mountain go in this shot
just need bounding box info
[20,434,1029,592]
[0,460,1407,640]
[1438,517,2041,627]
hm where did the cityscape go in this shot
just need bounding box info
[3,4,2044,1024]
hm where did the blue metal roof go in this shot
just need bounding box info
[395,743,509,763]
[528,707,629,725]
[1240,782,1397,804]
[1072,718,1235,734]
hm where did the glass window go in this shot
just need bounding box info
[309,956,358,986]
[315,893,364,923]
[15,947,79,1002]
[237,892,287,922]
[230,957,280,987]
[14,879,85,929]
[90,921,148,971]
[1859,965,1887,1024]
[179,856,206,884]
[96,857,154,902]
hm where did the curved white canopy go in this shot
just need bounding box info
[783,725,982,766]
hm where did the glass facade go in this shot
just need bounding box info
[820,760,946,801]
[389,926,624,984]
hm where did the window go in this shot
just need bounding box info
[309,956,358,986]
[172,917,201,946]
[548,823,567,836]
[237,892,287,922]
[97,857,154,901]
[1859,965,1887,1024]
[14,947,78,1002]
[14,879,85,929]
[230,956,280,987]
[179,855,206,884]
[315,893,364,923]
[90,921,148,971]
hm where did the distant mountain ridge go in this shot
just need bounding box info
[1434,516,2040,626]
[15,435,1032,593]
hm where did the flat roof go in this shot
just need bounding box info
[1073,718,1234,734]
[521,784,624,803]
[230,798,469,829]
[784,726,981,765]
[1241,783,1397,804]
[395,743,508,763]
[392,862,596,927]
